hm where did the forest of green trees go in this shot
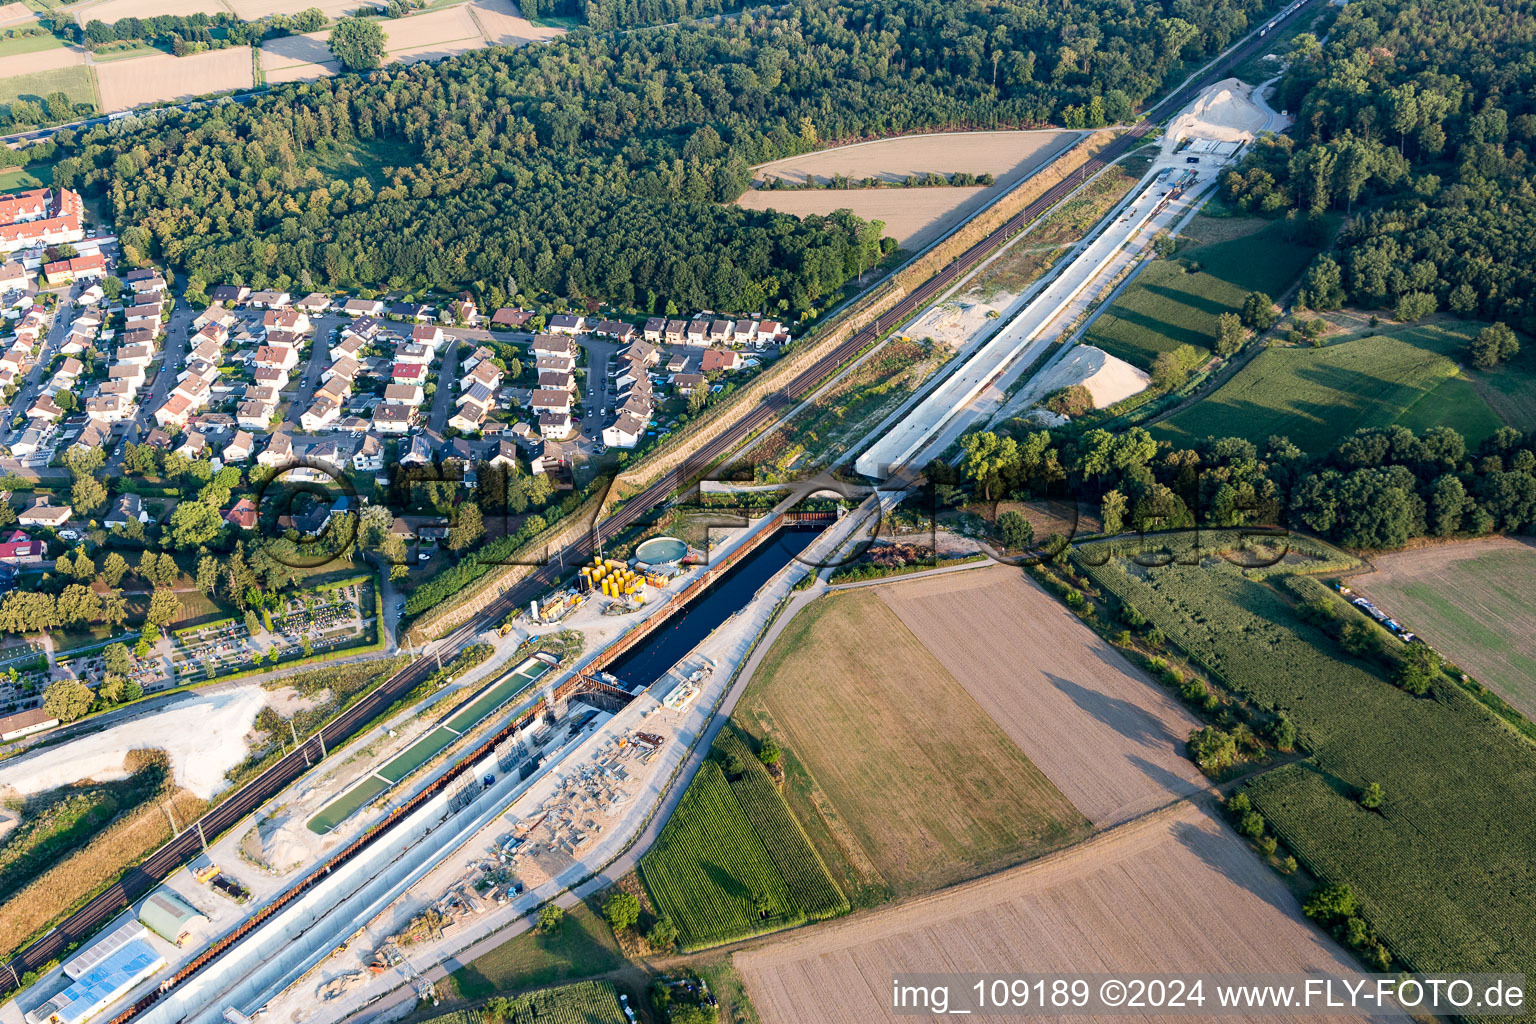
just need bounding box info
[943,423,1536,551]
[1221,0,1536,334]
[47,0,1274,317]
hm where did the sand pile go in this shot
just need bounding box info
[1169,77,1268,144]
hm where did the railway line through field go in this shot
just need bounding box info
[0,0,1317,1005]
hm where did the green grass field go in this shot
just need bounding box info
[1152,321,1505,451]
[452,903,624,1000]
[1085,216,1321,370]
[0,33,62,58]
[640,755,843,951]
[0,64,95,108]
[1081,558,1536,1002]
[425,980,628,1024]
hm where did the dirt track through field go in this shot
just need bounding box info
[877,565,1207,826]
[737,801,1398,1024]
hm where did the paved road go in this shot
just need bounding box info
[426,336,461,435]
[281,318,333,431]
[574,336,620,442]
[3,288,73,444]
[111,300,194,460]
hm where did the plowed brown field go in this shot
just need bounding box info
[737,802,1400,1024]
[877,565,1207,825]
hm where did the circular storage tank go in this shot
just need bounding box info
[634,536,688,565]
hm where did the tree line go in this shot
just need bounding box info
[944,422,1536,551]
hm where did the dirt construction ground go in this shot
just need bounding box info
[878,565,1207,826]
[96,46,253,110]
[736,802,1401,1024]
[1349,537,1536,718]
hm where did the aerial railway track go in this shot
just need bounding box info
[2,0,1314,1003]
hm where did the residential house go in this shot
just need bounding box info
[530,388,571,416]
[18,497,72,529]
[154,392,194,430]
[531,334,576,359]
[116,343,155,367]
[257,432,294,468]
[489,308,531,329]
[322,355,360,386]
[537,370,575,392]
[143,428,173,450]
[591,319,634,341]
[251,366,289,390]
[353,434,384,472]
[224,496,258,530]
[247,290,291,309]
[300,396,341,431]
[410,324,444,348]
[400,434,436,466]
[222,430,254,462]
[701,347,740,373]
[0,261,31,292]
[391,362,428,386]
[72,420,112,455]
[537,410,572,439]
[42,253,105,285]
[462,360,502,391]
[103,493,149,529]
[263,308,311,335]
[372,402,415,435]
[209,285,250,306]
[395,343,433,366]
[253,345,299,372]
[174,431,206,459]
[643,317,666,343]
[331,333,365,359]
[0,530,45,565]
[193,304,238,330]
[342,316,382,340]
[27,394,64,423]
[448,404,486,434]
[237,401,273,431]
[546,314,585,335]
[383,383,424,406]
[601,411,646,449]
[85,395,128,422]
[390,301,431,321]
[665,319,688,344]
[685,320,709,346]
[671,372,706,395]
[341,298,385,317]
[295,293,331,313]
[457,381,495,412]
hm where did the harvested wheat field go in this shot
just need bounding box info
[228,0,357,19]
[752,130,1077,188]
[2,45,85,76]
[739,130,1080,250]
[75,0,226,24]
[0,1,33,25]
[736,589,1091,898]
[384,5,484,63]
[1350,538,1536,717]
[878,565,1207,826]
[737,187,987,251]
[97,47,252,110]
[260,32,338,83]
[737,802,1400,1024]
[467,0,561,45]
